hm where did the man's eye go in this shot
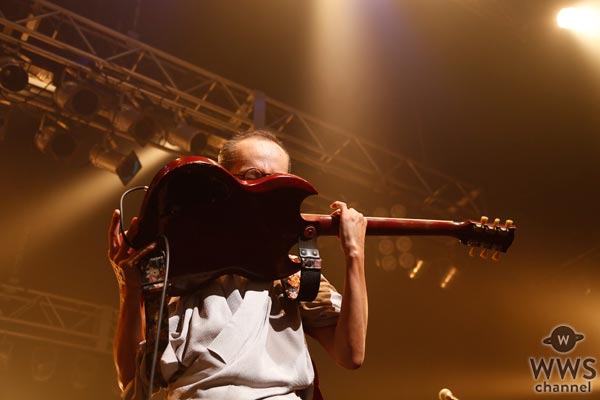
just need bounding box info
[244,169,264,180]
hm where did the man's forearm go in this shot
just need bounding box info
[114,288,144,390]
[334,253,368,369]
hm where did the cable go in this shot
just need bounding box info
[119,185,148,248]
[147,234,170,400]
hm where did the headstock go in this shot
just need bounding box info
[460,216,516,261]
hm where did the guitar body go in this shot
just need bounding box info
[131,156,317,291]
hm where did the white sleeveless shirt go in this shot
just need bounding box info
[123,275,341,400]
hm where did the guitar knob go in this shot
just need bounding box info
[493,218,500,227]
[480,249,488,259]
[469,247,477,257]
[480,216,489,224]
[505,219,513,228]
[492,251,501,261]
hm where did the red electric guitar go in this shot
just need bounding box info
[130,156,515,293]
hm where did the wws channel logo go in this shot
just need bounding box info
[529,325,596,394]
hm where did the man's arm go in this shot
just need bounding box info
[306,201,368,369]
[108,209,155,390]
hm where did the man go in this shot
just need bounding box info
[108,130,368,399]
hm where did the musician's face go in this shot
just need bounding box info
[229,138,290,178]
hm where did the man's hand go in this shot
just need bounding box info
[330,201,367,259]
[108,209,155,292]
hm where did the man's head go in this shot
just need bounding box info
[218,130,291,179]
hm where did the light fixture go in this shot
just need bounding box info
[440,265,458,289]
[0,57,28,92]
[31,346,58,382]
[395,236,412,252]
[377,237,395,256]
[108,105,160,146]
[398,252,416,270]
[377,255,397,272]
[409,259,424,279]
[54,81,100,116]
[557,7,599,35]
[34,124,76,160]
[89,144,142,185]
[166,122,208,154]
[390,203,407,218]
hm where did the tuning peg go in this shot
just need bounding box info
[492,251,501,261]
[505,219,513,228]
[469,247,477,257]
[493,218,500,227]
[480,249,488,259]
[480,216,489,224]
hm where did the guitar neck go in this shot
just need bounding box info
[301,214,469,239]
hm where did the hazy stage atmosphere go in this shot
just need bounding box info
[1,1,600,399]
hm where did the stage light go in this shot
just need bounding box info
[390,203,407,218]
[0,57,28,92]
[34,125,76,160]
[89,145,142,185]
[378,255,397,272]
[557,7,599,35]
[377,237,395,256]
[31,346,58,382]
[166,122,207,154]
[409,259,424,279]
[372,206,389,217]
[107,105,161,146]
[54,81,100,116]
[395,236,412,252]
[398,252,416,270]
[440,265,458,289]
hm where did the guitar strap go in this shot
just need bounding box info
[297,235,322,302]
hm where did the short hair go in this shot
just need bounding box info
[217,129,291,172]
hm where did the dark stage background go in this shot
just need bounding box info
[1,1,600,399]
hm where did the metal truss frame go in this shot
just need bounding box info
[0,0,482,216]
[0,284,115,354]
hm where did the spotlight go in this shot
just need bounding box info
[377,255,397,272]
[55,81,100,116]
[395,236,412,252]
[409,259,424,279]
[377,237,395,256]
[557,7,599,35]
[89,145,141,185]
[34,125,76,160]
[0,57,28,92]
[109,105,160,145]
[390,203,407,218]
[166,122,207,154]
[398,252,416,270]
[440,266,458,289]
[31,346,58,382]
[372,206,389,217]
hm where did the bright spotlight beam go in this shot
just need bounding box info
[557,7,600,35]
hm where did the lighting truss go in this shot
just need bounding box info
[0,284,116,354]
[0,0,483,216]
